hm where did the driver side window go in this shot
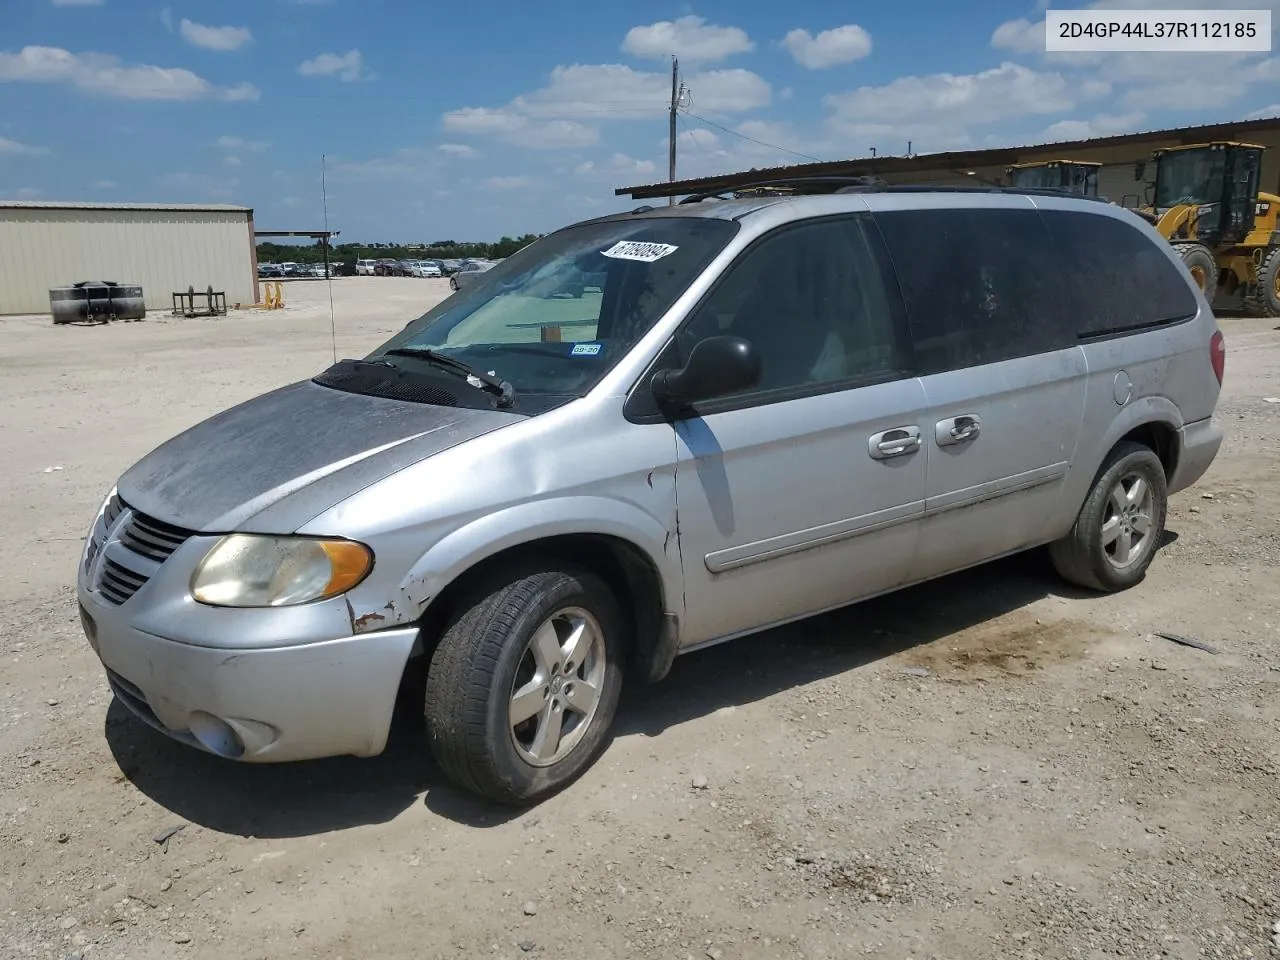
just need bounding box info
[675,214,913,405]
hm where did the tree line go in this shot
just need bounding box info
[256,234,543,266]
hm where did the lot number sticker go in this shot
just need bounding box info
[601,241,679,263]
[571,342,602,355]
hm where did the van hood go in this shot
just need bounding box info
[116,379,524,534]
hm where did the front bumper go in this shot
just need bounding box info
[78,587,419,763]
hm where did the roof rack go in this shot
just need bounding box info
[660,174,1113,205]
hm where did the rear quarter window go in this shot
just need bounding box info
[1037,209,1200,339]
[872,207,1073,375]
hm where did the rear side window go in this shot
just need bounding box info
[873,207,1072,375]
[1038,209,1200,338]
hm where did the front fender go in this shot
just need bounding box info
[399,496,681,617]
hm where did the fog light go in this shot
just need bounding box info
[188,711,245,759]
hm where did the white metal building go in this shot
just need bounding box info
[0,201,258,316]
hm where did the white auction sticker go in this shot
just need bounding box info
[601,241,679,262]
[1046,9,1271,52]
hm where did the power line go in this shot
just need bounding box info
[679,110,821,163]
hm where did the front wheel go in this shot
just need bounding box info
[1173,242,1217,300]
[1049,441,1168,592]
[424,563,627,805]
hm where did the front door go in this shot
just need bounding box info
[872,201,1088,581]
[661,213,930,647]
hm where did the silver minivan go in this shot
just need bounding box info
[76,184,1225,805]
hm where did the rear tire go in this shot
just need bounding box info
[1173,242,1217,301]
[1243,246,1280,318]
[1049,441,1168,593]
[423,562,627,806]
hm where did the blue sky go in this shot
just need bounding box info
[2,0,1278,243]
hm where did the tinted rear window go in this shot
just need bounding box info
[873,207,1072,375]
[1038,209,1200,338]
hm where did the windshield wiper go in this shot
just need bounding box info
[382,347,516,407]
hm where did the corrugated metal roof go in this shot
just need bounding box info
[617,114,1280,199]
[0,200,252,213]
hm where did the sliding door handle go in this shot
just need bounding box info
[869,425,922,460]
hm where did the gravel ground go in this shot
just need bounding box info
[1,278,1278,960]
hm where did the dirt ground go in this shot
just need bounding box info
[2,278,1279,960]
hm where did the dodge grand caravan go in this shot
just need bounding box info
[76,184,1225,805]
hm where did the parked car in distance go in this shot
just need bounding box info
[257,263,285,279]
[355,259,377,276]
[410,260,442,278]
[449,260,495,291]
[76,185,1224,809]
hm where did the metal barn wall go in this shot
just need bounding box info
[0,207,255,315]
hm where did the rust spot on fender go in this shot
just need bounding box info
[353,611,386,631]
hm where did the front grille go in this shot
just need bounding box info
[118,509,191,562]
[99,557,148,605]
[92,498,195,606]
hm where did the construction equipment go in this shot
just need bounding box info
[1005,160,1101,197]
[1134,141,1280,317]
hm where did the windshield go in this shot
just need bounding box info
[1010,166,1057,190]
[1155,148,1223,208]
[365,216,739,402]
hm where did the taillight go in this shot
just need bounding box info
[1209,329,1225,385]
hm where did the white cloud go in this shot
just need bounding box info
[1247,102,1280,119]
[0,136,49,156]
[160,7,173,32]
[990,18,1044,55]
[823,61,1107,151]
[501,63,770,122]
[216,135,268,151]
[14,187,43,198]
[51,0,102,5]
[179,19,252,52]
[223,155,242,167]
[0,45,260,101]
[782,25,872,69]
[442,108,600,150]
[1040,111,1146,141]
[483,176,532,189]
[298,50,365,82]
[622,16,754,63]
[93,179,117,189]
[574,152,657,178]
[327,147,439,182]
[437,143,476,158]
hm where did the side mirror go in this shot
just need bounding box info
[1134,160,1146,181]
[650,335,761,411]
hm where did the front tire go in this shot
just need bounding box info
[1049,441,1168,592]
[1173,242,1217,301]
[424,563,627,805]
[1243,245,1280,318]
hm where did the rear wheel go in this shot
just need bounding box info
[423,562,627,805]
[1243,246,1280,318]
[1049,441,1168,593]
[1173,242,1217,300]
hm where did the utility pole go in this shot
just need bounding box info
[668,55,680,205]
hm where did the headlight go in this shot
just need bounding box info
[191,535,373,608]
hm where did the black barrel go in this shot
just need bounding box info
[49,281,146,324]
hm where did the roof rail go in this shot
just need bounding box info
[660,174,1113,205]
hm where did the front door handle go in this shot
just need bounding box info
[935,414,981,447]
[868,425,922,460]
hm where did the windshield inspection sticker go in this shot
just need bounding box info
[571,342,602,356]
[600,241,679,263]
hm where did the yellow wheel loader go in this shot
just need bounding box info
[1134,141,1280,317]
[1005,160,1102,197]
